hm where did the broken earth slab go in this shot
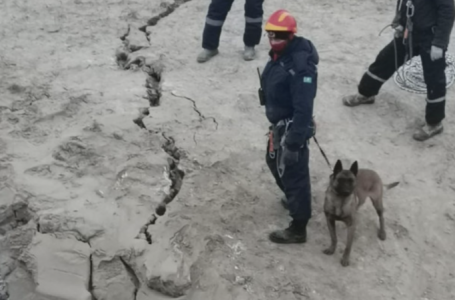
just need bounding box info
[37,211,105,243]
[19,233,91,300]
[143,243,192,297]
[130,221,203,298]
[91,251,138,300]
[1,222,36,279]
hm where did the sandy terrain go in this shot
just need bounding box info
[1,0,455,299]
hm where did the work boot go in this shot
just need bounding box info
[269,220,307,244]
[243,46,255,61]
[280,196,288,210]
[342,93,375,107]
[413,122,443,141]
[197,49,219,63]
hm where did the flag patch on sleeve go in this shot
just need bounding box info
[303,77,312,84]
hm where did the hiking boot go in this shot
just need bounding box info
[413,122,443,141]
[243,46,255,61]
[342,93,375,107]
[197,49,219,63]
[280,196,288,210]
[269,220,307,244]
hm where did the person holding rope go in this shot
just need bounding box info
[342,0,455,141]
[260,9,319,244]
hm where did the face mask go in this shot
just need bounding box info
[267,31,292,53]
[269,39,288,53]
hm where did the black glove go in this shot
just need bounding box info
[282,146,299,166]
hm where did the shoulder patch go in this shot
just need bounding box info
[303,76,312,84]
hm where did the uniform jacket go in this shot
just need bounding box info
[393,0,455,49]
[261,36,319,151]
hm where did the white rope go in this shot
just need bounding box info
[393,53,455,94]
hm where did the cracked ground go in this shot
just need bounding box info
[1,0,455,300]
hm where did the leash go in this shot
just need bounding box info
[268,119,332,170]
[312,135,332,170]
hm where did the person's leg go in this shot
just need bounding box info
[265,137,288,209]
[343,38,407,106]
[269,145,311,244]
[198,0,235,63]
[243,0,264,61]
[413,48,446,141]
[265,139,285,192]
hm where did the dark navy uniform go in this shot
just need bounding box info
[359,0,454,126]
[261,36,319,223]
[202,0,264,50]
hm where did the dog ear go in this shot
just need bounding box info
[350,161,358,177]
[333,159,343,175]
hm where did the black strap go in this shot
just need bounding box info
[312,136,332,170]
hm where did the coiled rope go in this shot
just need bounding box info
[393,53,455,94]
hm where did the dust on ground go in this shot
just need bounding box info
[1,0,455,299]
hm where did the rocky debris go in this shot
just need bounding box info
[116,25,150,70]
[19,233,92,300]
[91,253,137,300]
[143,60,164,107]
[1,223,36,278]
[144,246,191,297]
[133,108,150,130]
[0,185,33,233]
[123,25,150,52]
[0,279,9,300]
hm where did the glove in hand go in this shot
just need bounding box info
[393,25,404,38]
[430,45,444,61]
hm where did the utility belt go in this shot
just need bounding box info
[268,117,314,159]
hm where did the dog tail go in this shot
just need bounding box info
[384,181,400,190]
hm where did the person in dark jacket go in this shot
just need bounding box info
[261,9,319,244]
[197,0,264,63]
[342,0,455,141]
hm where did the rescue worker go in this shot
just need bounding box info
[342,0,454,141]
[197,0,264,63]
[261,10,319,244]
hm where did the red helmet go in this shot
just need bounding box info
[265,9,297,33]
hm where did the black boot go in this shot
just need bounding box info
[269,220,307,244]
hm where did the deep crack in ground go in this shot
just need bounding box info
[119,257,140,300]
[135,132,185,245]
[138,0,193,34]
[113,1,188,273]
[157,132,185,216]
[88,254,98,300]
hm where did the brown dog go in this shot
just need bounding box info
[322,159,399,266]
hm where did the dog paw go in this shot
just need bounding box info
[340,256,350,267]
[323,247,335,255]
[378,230,386,241]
